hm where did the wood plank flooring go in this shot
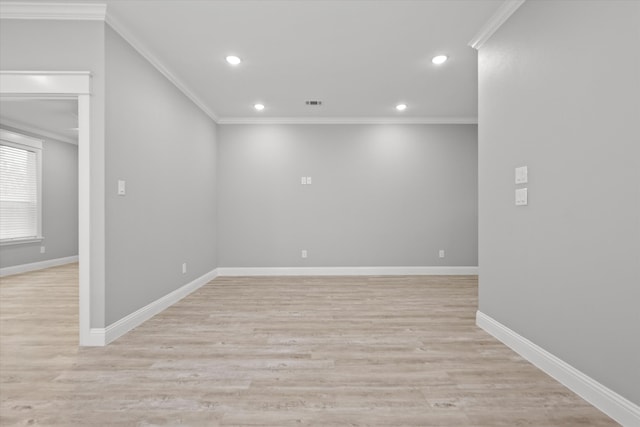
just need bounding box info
[0,264,618,426]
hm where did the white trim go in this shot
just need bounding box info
[0,255,78,277]
[88,266,473,346]
[0,2,107,21]
[104,14,219,123]
[0,71,96,347]
[0,237,44,246]
[0,118,78,145]
[0,71,91,95]
[217,116,478,125]
[0,5,480,126]
[77,93,92,347]
[88,269,219,346]
[0,128,43,148]
[0,4,217,123]
[468,0,526,50]
[0,71,92,76]
[217,266,478,277]
[476,311,640,427]
[82,327,106,347]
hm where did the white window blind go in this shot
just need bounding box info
[0,132,42,243]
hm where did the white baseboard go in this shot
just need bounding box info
[81,327,107,347]
[0,255,79,277]
[476,311,640,427]
[89,268,219,346]
[217,266,478,276]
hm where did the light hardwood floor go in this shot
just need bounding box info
[0,264,618,426]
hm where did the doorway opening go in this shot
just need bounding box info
[0,98,80,342]
[0,71,96,346]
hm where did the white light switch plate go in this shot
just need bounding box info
[515,188,528,206]
[515,166,528,184]
[117,180,126,195]
[301,177,307,185]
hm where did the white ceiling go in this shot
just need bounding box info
[0,0,504,122]
[102,0,502,121]
[0,99,78,143]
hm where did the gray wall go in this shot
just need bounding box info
[478,0,640,405]
[0,19,107,327]
[218,124,477,268]
[105,27,218,325]
[0,126,78,268]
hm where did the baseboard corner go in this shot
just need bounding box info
[81,328,106,347]
[103,267,219,345]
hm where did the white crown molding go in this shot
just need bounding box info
[1,4,479,127]
[105,13,219,123]
[0,2,219,122]
[468,0,526,50]
[1,117,77,145]
[217,266,478,276]
[477,311,640,426]
[217,116,478,125]
[0,255,78,277]
[0,2,106,20]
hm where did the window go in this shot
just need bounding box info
[0,129,43,244]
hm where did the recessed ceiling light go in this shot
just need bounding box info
[225,55,241,65]
[396,104,407,111]
[254,103,265,111]
[432,55,448,65]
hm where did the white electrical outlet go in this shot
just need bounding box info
[307,176,312,185]
[439,249,445,258]
[301,177,307,185]
[40,246,46,254]
[301,250,308,259]
[182,263,187,274]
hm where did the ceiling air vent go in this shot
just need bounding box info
[305,100,323,106]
